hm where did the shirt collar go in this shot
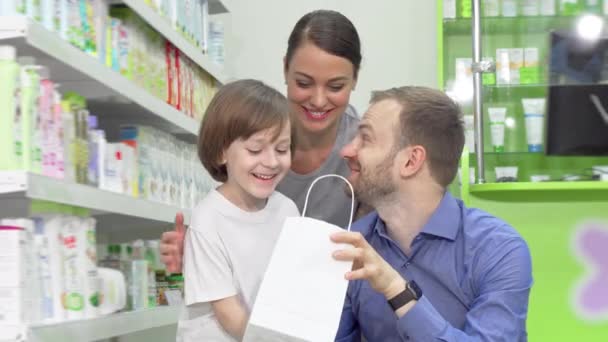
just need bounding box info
[420,192,461,241]
[373,192,462,241]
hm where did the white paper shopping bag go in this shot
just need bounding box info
[244,175,355,342]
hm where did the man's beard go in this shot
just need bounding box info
[353,152,397,207]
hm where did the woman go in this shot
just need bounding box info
[161,9,365,273]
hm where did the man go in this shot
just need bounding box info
[330,87,532,341]
[161,86,533,341]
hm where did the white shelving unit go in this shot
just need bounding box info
[0,16,199,137]
[0,171,191,224]
[0,2,230,339]
[122,0,230,84]
[28,306,180,342]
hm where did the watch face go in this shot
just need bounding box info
[408,281,423,299]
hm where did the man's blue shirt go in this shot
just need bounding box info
[336,192,533,341]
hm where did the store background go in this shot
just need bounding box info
[3,0,608,341]
[112,1,440,341]
[217,0,438,112]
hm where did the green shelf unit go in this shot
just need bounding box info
[468,152,608,183]
[443,16,577,35]
[470,180,608,192]
[439,3,608,341]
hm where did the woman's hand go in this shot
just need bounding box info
[160,212,187,273]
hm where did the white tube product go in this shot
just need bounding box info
[39,215,67,322]
[502,0,518,16]
[62,217,100,320]
[464,115,475,153]
[541,0,557,15]
[522,98,546,152]
[483,0,499,17]
[488,107,507,152]
[0,222,28,341]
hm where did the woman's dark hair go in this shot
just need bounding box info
[285,10,362,79]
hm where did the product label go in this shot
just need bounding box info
[502,0,518,16]
[490,123,505,149]
[520,67,540,84]
[0,288,21,324]
[65,293,84,310]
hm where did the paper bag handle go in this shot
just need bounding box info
[301,174,355,231]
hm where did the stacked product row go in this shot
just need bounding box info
[142,0,225,66]
[0,215,182,341]
[0,0,219,121]
[444,0,608,18]
[0,47,217,208]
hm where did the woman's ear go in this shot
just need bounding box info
[283,56,289,84]
[219,150,227,165]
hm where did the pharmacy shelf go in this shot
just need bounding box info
[122,0,229,84]
[0,171,190,224]
[443,16,575,35]
[0,16,199,138]
[28,306,180,342]
[470,181,608,193]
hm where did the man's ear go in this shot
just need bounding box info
[398,145,427,178]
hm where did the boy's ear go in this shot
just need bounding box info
[219,150,227,165]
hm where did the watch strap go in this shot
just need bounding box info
[388,282,421,311]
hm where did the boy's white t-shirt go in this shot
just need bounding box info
[177,189,300,342]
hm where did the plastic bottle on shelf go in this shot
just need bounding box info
[585,0,602,14]
[51,83,65,179]
[130,240,149,310]
[16,57,40,173]
[0,46,22,171]
[0,1,27,16]
[522,0,540,16]
[559,0,582,15]
[208,20,224,66]
[501,0,518,17]
[116,244,133,310]
[60,98,77,182]
[63,92,89,184]
[144,240,160,308]
[87,115,106,187]
[540,0,557,16]
[38,67,56,177]
[483,0,500,17]
[26,0,42,22]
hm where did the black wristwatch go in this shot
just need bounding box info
[388,280,423,311]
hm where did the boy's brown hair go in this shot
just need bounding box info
[198,79,292,182]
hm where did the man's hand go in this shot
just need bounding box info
[160,212,187,273]
[331,231,406,300]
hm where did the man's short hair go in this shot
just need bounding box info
[370,86,464,187]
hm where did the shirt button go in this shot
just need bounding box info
[404,261,412,268]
